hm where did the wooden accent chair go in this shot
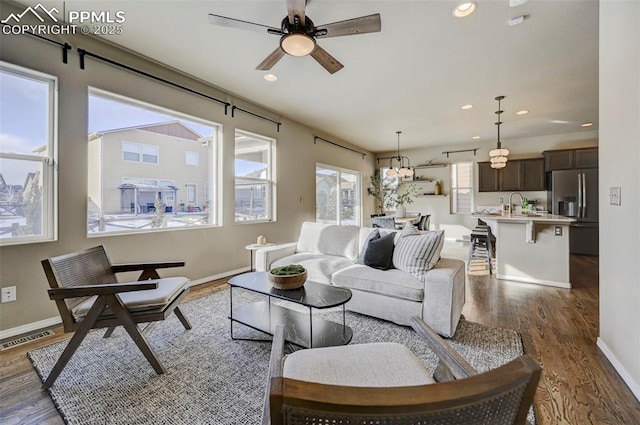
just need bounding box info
[263,316,541,425]
[40,245,192,389]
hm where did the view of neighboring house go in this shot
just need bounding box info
[88,121,211,216]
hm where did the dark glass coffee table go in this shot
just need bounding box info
[228,272,353,348]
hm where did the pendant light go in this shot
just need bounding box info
[386,131,414,178]
[489,95,509,169]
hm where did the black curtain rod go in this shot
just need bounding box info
[76,48,231,114]
[231,106,282,132]
[314,136,367,159]
[442,148,479,158]
[1,24,71,63]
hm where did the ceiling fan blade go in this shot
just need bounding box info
[310,45,344,74]
[208,14,282,34]
[286,0,306,26]
[315,14,381,38]
[256,48,286,71]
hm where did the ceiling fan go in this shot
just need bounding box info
[208,0,381,74]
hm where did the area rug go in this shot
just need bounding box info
[29,288,533,425]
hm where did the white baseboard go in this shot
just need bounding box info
[189,267,249,287]
[496,274,571,289]
[0,316,61,340]
[597,337,640,402]
[0,267,249,341]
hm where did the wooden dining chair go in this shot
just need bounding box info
[40,245,192,389]
[263,316,541,425]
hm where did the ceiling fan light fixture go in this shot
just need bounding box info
[453,1,478,18]
[280,33,316,56]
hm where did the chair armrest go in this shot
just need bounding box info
[262,324,286,425]
[410,316,477,381]
[255,243,297,272]
[47,281,159,300]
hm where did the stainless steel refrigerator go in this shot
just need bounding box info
[548,169,599,256]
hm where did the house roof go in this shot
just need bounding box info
[89,121,202,141]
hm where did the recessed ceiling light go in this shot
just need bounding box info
[472,136,481,139]
[453,1,477,18]
[581,122,593,127]
[516,110,529,115]
[461,104,473,110]
[263,74,278,82]
[550,120,571,124]
[509,0,528,7]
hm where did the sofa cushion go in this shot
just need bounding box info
[364,232,395,270]
[283,342,434,387]
[332,265,424,302]
[356,229,380,264]
[296,222,361,260]
[393,230,445,280]
[271,253,355,284]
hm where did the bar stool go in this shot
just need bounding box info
[467,226,494,274]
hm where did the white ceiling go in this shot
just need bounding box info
[35,0,600,152]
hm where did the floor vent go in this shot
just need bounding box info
[1,329,55,351]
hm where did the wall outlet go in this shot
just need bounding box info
[554,226,562,236]
[1,286,16,303]
[499,197,504,203]
[609,187,621,206]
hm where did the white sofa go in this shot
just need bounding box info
[255,222,465,337]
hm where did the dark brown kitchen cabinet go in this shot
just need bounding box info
[520,158,546,190]
[499,161,521,191]
[477,158,545,192]
[575,147,598,168]
[543,147,598,171]
[544,150,574,170]
[478,162,498,192]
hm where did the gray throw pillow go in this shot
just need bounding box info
[356,229,380,264]
[393,230,445,279]
[364,232,395,270]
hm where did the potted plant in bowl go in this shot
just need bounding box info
[269,264,307,290]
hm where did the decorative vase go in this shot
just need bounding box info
[257,235,267,245]
[395,205,406,218]
[268,270,307,290]
[434,180,442,195]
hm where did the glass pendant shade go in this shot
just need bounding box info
[490,156,508,164]
[491,162,507,169]
[386,168,397,177]
[489,148,510,158]
[280,34,316,56]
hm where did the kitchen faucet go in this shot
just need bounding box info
[508,192,524,215]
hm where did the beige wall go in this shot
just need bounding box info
[0,12,375,332]
[598,1,640,400]
[377,132,598,232]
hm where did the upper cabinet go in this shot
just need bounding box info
[478,158,545,192]
[543,147,598,171]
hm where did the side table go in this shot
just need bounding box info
[245,243,275,272]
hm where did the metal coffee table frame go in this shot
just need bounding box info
[228,272,353,348]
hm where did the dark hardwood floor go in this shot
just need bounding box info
[1,256,639,424]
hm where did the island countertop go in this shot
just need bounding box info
[472,213,576,223]
[472,213,575,288]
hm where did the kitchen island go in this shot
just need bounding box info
[473,213,576,288]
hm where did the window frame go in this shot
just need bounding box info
[234,129,276,224]
[450,161,474,214]
[0,62,58,246]
[87,87,222,236]
[315,163,362,226]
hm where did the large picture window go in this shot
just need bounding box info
[316,164,361,225]
[235,130,275,223]
[88,89,220,235]
[0,62,57,245]
[451,162,474,214]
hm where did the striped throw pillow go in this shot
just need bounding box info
[392,230,445,280]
